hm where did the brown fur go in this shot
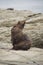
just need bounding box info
[11,21,31,50]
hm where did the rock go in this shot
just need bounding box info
[0,9,43,65]
[0,9,43,48]
[6,8,14,10]
[0,47,43,65]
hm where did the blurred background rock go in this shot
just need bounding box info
[0,9,43,48]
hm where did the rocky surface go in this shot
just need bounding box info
[0,44,43,65]
[0,9,43,65]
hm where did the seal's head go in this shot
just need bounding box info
[17,21,25,29]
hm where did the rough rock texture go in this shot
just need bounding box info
[0,9,43,65]
[0,43,43,65]
[0,9,43,48]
